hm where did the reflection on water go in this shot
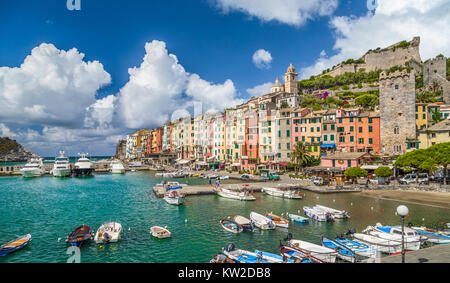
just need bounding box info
[0,173,448,263]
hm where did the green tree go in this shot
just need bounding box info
[427,142,450,185]
[291,141,312,173]
[344,167,368,184]
[394,149,434,183]
[374,166,393,177]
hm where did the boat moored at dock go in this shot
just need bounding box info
[265,213,289,229]
[163,186,185,205]
[214,186,256,201]
[363,225,423,251]
[220,219,243,234]
[314,205,350,219]
[303,206,334,222]
[109,160,125,174]
[233,215,254,231]
[287,213,309,223]
[72,153,94,177]
[222,244,289,263]
[250,212,275,230]
[351,233,402,254]
[52,151,70,177]
[262,186,302,199]
[286,235,337,263]
[20,158,44,178]
[410,226,450,244]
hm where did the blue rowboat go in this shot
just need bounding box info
[279,245,325,263]
[333,237,377,259]
[321,236,356,263]
[220,219,243,234]
[254,249,295,263]
[66,225,95,247]
[412,227,450,244]
[288,213,309,223]
[0,234,31,256]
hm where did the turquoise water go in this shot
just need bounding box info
[0,172,449,263]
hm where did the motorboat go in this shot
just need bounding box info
[233,215,254,231]
[163,186,185,205]
[410,226,450,244]
[265,213,289,229]
[72,153,94,177]
[0,234,32,257]
[352,233,402,254]
[52,151,70,177]
[287,213,309,223]
[214,186,255,201]
[150,226,171,239]
[287,238,337,263]
[219,175,229,180]
[222,244,289,263]
[94,222,122,244]
[279,245,326,263]
[363,225,423,251]
[66,225,94,247]
[262,186,302,199]
[109,160,125,174]
[20,158,45,178]
[253,250,295,263]
[321,236,357,263]
[249,212,275,230]
[220,219,243,234]
[303,206,334,222]
[314,205,350,219]
[155,181,187,188]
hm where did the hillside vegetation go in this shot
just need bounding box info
[0,137,20,154]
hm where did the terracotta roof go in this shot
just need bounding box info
[425,119,450,132]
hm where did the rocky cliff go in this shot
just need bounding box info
[0,137,40,162]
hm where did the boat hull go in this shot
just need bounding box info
[217,190,255,201]
[263,188,302,199]
[0,234,32,257]
[52,168,70,177]
[288,240,337,263]
[72,168,94,177]
[250,212,275,230]
[110,168,125,174]
[164,196,184,205]
[20,169,44,178]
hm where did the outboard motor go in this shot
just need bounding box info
[225,243,235,252]
[283,233,293,242]
[407,222,413,228]
[346,228,356,235]
[103,232,111,243]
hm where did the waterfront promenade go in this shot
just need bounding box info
[380,243,450,263]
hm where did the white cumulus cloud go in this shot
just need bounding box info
[214,0,338,26]
[301,0,450,78]
[246,82,273,96]
[252,49,273,69]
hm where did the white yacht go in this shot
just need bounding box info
[73,153,94,177]
[20,158,45,178]
[52,151,71,177]
[262,186,302,199]
[109,159,125,174]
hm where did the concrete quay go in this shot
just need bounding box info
[379,243,450,263]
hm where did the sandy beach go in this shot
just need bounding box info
[360,190,450,209]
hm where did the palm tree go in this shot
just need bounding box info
[291,141,312,173]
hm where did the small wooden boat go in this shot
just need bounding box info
[411,227,450,244]
[0,234,32,257]
[220,219,243,234]
[303,206,334,222]
[288,213,309,223]
[314,205,350,219]
[352,233,402,254]
[279,245,326,263]
[222,244,289,263]
[66,225,94,247]
[94,222,122,244]
[150,226,171,239]
[265,213,289,229]
[262,186,302,199]
[333,236,377,260]
[250,212,275,230]
[287,237,337,263]
[215,187,256,201]
[233,215,254,231]
[321,236,356,263]
[210,254,236,263]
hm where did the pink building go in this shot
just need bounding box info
[291,107,311,147]
[320,152,371,171]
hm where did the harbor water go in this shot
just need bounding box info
[0,172,449,263]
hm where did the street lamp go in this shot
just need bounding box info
[396,205,409,263]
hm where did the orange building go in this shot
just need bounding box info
[336,109,380,155]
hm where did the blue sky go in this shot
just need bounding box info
[0,0,449,156]
[0,0,366,99]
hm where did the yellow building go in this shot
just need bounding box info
[418,119,450,149]
[416,103,441,131]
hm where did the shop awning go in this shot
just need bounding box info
[320,144,336,148]
[177,159,191,165]
[231,163,241,167]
